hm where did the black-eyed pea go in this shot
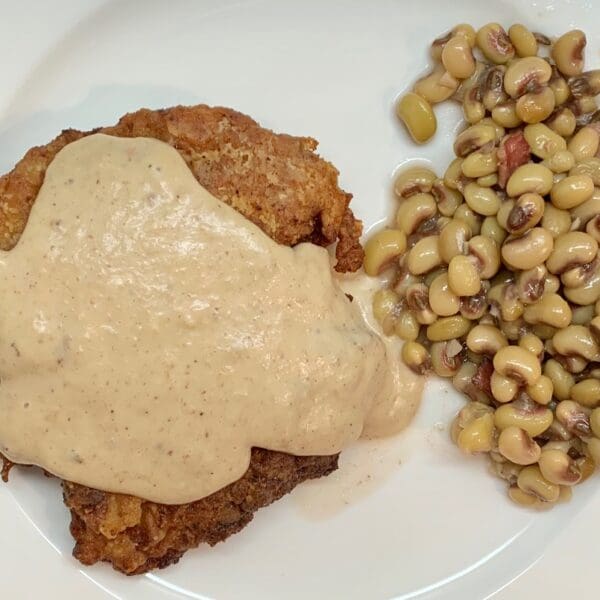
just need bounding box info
[498,426,541,465]
[544,358,575,400]
[407,235,442,275]
[546,231,598,274]
[453,124,497,157]
[394,166,437,198]
[590,407,600,437]
[516,266,547,304]
[506,163,553,197]
[517,465,560,502]
[454,204,481,235]
[571,304,594,325]
[576,456,596,482]
[587,437,600,464]
[543,150,575,174]
[508,485,540,507]
[551,29,586,77]
[463,183,501,216]
[516,87,555,124]
[468,235,500,278]
[457,412,495,454]
[466,324,508,355]
[488,282,524,322]
[568,126,600,162]
[452,361,478,396]
[397,93,437,144]
[549,74,571,106]
[448,255,481,296]
[504,57,553,97]
[568,69,600,97]
[592,315,600,342]
[505,193,545,235]
[532,323,558,340]
[372,288,400,333]
[550,174,594,210]
[541,204,572,238]
[405,283,437,325]
[501,228,554,271]
[523,293,573,328]
[481,216,507,246]
[430,340,464,377]
[476,23,514,64]
[596,299,600,316]
[518,333,544,358]
[570,159,600,188]
[558,486,574,503]
[459,284,489,320]
[547,107,577,137]
[396,193,437,234]
[527,375,554,406]
[538,449,582,485]
[561,355,588,374]
[477,173,499,187]
[524,123,567,160]
[461,150,498,178]
[564,266,600,305]
[491,371,519,403]
[491,101,522,128]
[439,219,471,263]
[462,85,485,126]
[571,379,600,408]
[479,117,505,142]
[394,310,421,341]
[401,341,431,374]
[555,399,593,438]
[561,254,600,288]
[493,345,542,386]
[413,64,460,104]
[544,273,561,295]
[442,35,476,80]
[426,315,471,342]
[586,215,600,243]
[569,95,598,126]
[429,273,460,316]
[363,229,407,276]
[444,158,464,190]
[432,180,463,217]
[508,24,538,58]
[553,325,600,361]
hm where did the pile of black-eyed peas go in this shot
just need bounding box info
[367,23,600,508]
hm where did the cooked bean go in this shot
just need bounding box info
[561,254,600,288]
[544,358,575,400]
[488,282,524,322]
[516,265,547,304]
[555,399,592,437]
[432,180,463,217]
[519,332,544,358]
[524,123,567,160]
[506,193,545,235]
[572,379,600,408]
[429,273,460,316]
[430,340,464,377]
[439,218,471,263]
[568,126,600,162]
[491,100,522,128]
[586,215,600,242]
[448,255,481,296]
[508,24,538,58]
[427,315,471,341]
[459,285,489,320]
[544,273,561,295]
[393,309,419,341]
[526,375,554,405]
[539,450,582,485]
[568,69,600,98]
[523,293,573,328]
[394,166,437,198]
[506,163,553,197]
[504,57,552,98]
[546,231,598,274]
[442,35,476,79]
[508,485,540,507]
[454,124,497,157]
[397,93,437,143]
[431,24,477,60]
[491,371,519,403]
[552,29,586,77]
[541,204,571,239]
[461,150,498,178]
[468,235,500,278]
[479,117,506,143]
[476,23,515,64]
[444,158,465,190]
[457,412,495,454]
[592,315,600,342]
[591,407,600,437]
[495,400,552,436]
[549,74,571,106]
[547,107,577,137]
[553,325,600,361]
[483,66,510,111]
[570,159,600,187]
[466,324,507,355]
[516,86,556,124]
[413,65,459,104]
[372,288,400,333]
[563,265,600,305]
[401,341,431,374]
[499,426,541,465]
[396,193,437,234]
[588,437,600,464]
[571,304,595,326]
[363,229,407,276]
[543,150,575,174]
[501,228,554,270]
[481,216,507,245]
[463,86,486,125]
[493,345,542,385]
[569,95,598,126]
[454,204,481,235]
[405,283,437,325]
[500,317,528,341]
[477,173,499,187]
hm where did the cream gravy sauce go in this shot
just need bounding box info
[0,134,422,504]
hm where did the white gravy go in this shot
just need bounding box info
[0,134,422,504]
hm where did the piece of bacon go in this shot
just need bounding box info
[497,130,530,188]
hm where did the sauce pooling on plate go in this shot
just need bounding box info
[0,134,421,504]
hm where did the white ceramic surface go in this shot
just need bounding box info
[0,1,598,599]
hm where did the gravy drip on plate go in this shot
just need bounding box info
[0,134,422,503]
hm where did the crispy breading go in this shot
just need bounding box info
[0,104,362,574]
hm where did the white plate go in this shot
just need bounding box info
[0,1,598,598]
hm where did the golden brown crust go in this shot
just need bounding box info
[0,105,363,271]
[0,104,361,574]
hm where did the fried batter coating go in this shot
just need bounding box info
[0,104,362,573]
